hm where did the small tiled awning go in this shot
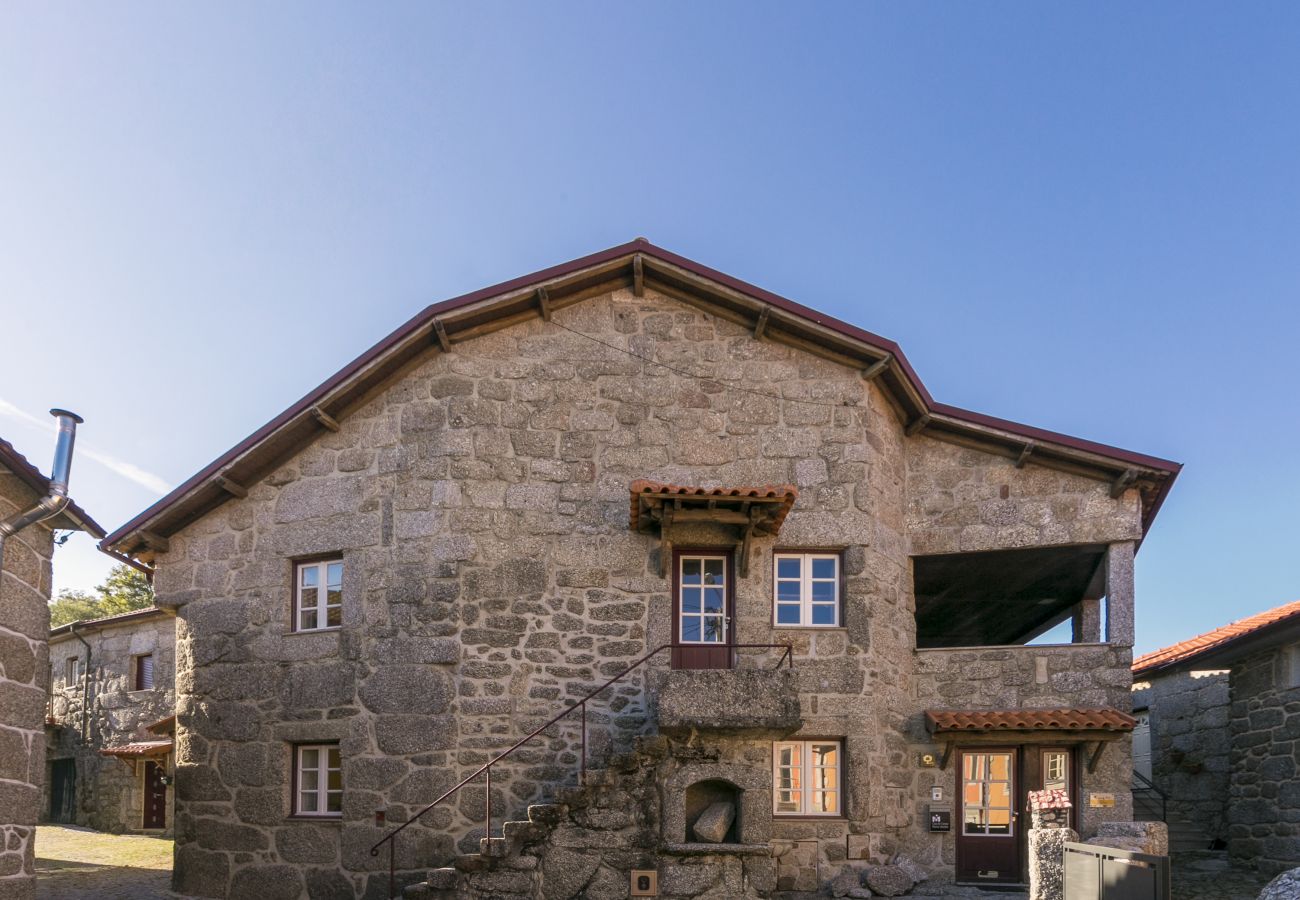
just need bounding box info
[145,715,175,735]
[925,708,1137,735]
[629,481,799,577]
[99,739,173,759]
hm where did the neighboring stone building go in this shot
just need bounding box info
[0,431,102,900]
[101,240,1181,898]
[44,607,177,835]
[1133,599,1300,876]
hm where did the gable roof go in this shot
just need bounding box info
[1132,599,1300,678]
[48,605,171,643]
[102,239,1181,559]
[0,436,104,537]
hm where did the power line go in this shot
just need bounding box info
[548,319,859,410]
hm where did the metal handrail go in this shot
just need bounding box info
[1132,768,1166,822]
[370,642,793,897]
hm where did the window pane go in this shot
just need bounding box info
[301,566,319,587]
[301,770,319,792]
[681,589,701,613]
[327,587,342,609]
[300,586,319,610]
[989,754,1010,781]
[776,581,802,602]
[302,748,319,769]
[778,745,799,768]
[328,769,342,791]
[326,792,342,813]
[812,744,838,766]
[776,604,801,624]
[326,604,342,627]
[776,557,801,579]
[776,792,800,813]
[988,782,1011,808]
[964,783,983,805]
[811,605,836,625]
[681,619,701,642]
[301,791,318,812]
[703,559,724,582]
[812,790,837,813]
[326,562,343,587]
[328,748,340,771]
[811,558,837,579]
[703,616,724,642]
[813,768,837,790]
[703,587,724,612]
[300,610,317,631]
[682,559,700,583]
[811,581,835,602]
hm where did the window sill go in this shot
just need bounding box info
[284,627,343,637]
[285,815,343,824]
[771,626,847,632]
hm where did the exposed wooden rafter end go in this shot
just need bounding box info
[310,406,341,433]
[1110,468,1138,499]
[536,287,552,322]
[1015,442,1036,469]
[906,413,932,437]
[432,318,451,353]
[753,306,771,340]
[137,530,170,553]
[860,354,892,382]
[214,474,248,499]
[632,254,645,297]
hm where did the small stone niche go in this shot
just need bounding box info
[685,779,741,843]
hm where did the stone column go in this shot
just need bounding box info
[1027,790,1077,900]
[1104,541,1135,648]
[0,482,55,900]
[1072,598,1102,643]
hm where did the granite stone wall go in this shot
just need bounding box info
[1132,668,1231,840]
[147,286,1146,897]
[0,466,56,900]
[45,613,176,834]
[1226,644,1300,876]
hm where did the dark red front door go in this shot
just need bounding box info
[671,549,734,670]
[956,748,1019,884]
[143,760,167,829]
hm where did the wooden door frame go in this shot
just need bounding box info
[140,758,168,830]
[955,746,1021,886]
[670,547,736,670]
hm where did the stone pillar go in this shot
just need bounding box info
[1104,541,1135,648]
[1027,790,1077,900]
[0,480,55,900]
[1072,598,1102,643]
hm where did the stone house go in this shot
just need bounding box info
[101,240,1181,899]
[44,606,177,835]
[1132,599,1300,876]
[0,429,102,900]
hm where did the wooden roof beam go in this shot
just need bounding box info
[214,474,248,499]
[632,254,645,297]
[753,306,771,340]
[906,413,932,437]
[536,287,552,322]
[1015,442,1036,469]
[310,406,341,433]
[432,317,451,352]
[1110,468,1138,499]
[860,354,892,382]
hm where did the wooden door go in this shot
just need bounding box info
[671,550,734,670]
[1027,746,1077,832]
[49,759,76,824]
[142,760,167,829]
[956,748,1019,884]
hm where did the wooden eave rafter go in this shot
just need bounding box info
[102,240,1179,558]
[633,489,794,578]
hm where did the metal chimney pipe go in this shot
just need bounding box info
[0,410,84,582]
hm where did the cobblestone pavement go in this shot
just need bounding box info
[1171,852,1273,900]
[35,825,184,900]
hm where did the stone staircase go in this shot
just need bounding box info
[1132,791,1214,853]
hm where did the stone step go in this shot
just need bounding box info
[527,802,568,825]
[479,836,508,858]
[502,819,545,844]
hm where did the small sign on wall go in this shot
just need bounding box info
[928,808,951,832]
[918,752,938,768]
[1089,793,1115,808]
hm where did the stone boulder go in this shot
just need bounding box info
[866,864,913,897]
[1259,868,1300,900]
[893,854,928,884]
[829,865,861,898]
[691,801,735,843]
[1092,821,1168,856]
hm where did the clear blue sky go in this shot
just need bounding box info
[2,4,1297,655]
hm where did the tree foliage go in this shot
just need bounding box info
[49,564,154,627]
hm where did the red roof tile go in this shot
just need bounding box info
[628,480,798,533]
[1132,599,1300,677]
[99,739,172,758]
[1028,789,1073,810]
[925,708,1136,733]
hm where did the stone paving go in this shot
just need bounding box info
[1170,852,1272,900]
[34,825,183,900]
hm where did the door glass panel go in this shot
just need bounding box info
[680,556,727,645]
[1043,750,1069,792]
[703,587,724,611]
[681,619,701,642]
[682,589,701,613]
[682,559,701,583]
[703,559,724,582]
[961,752,1015,837]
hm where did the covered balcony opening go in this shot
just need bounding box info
[913,544,1109,649]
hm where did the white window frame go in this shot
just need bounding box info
[773,740,842,817]
[294,743,342,817]
[772,553,840,627]
[65,656,83,686]
[294,559,344,632]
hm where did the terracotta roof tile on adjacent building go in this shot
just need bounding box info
[99,739,173,759]
[628,480,799,533]
[0,436,104,537]
[925,708,1137,734]
[1132,599,1300,678]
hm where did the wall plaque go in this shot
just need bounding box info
[928,808,951,832]
[1089,793,1115,808]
